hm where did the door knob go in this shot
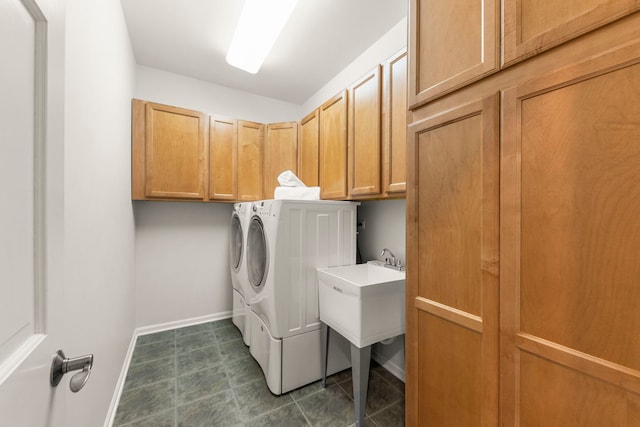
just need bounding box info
[50,349,94,392]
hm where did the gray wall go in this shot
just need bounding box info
[134,202,233,327]
[64,0,137,424]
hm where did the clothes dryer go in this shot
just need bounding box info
[246,199,357,394]
[229,202,251,345]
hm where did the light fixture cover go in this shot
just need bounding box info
[226,0,298,74]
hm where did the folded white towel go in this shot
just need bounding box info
[274,186,320,200]
[277,170,306,187]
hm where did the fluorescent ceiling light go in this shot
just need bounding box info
[226,0,298,74]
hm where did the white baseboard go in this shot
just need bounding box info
[102,311,232,427]
[371,349,405,383]
[135,311,232,336]
[103,332,137,427]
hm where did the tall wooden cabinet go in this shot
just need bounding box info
[348,66,382,197]
[406,1,640,425]
[406,96,500,426]
[208,115,237,201]
[503,0,640,65]
[132,99,206,200]
[500,44,640,426]
[409,0,499,107]
[298,110,319,187]
[237,120,264,201]
[264,122,298,198]
[382,48,407,195]
[319,91,348,200]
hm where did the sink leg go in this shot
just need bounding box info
[320,323,329,388]
[351,343,371,427]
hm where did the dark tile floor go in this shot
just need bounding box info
[113,318,405,427]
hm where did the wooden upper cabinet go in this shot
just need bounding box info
[382,48,407,195]
[298,110,319,187]
[208,116,237,201]
[264,122,298,198]
[501,41,640,426]
[237,120,264,201]
[319,91,348,200]
[503,0,640,66]
[406,95,500,427]
[132,99,206,200]
[409,0,499,108]
[348,65,382,197]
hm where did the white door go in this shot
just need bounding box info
[0,0,70,424]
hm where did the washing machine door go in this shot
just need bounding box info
[229,214,243,272]
[247,216,268,290]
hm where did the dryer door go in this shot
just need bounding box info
[247,216,268,290]
[229,214,243,272]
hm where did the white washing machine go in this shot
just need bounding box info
[246,199,357,394]
[229,202,251,346]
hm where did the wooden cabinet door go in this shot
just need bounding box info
[503,0,640,65]
[406,95,499,426]
[208,115,237,201]
[501,42,640,426]
[138,101,206,200]
[264,122,298,198]
[298,110,319,187]
[348,65,382,197]
[319,91,348,200]
[382,48,407,195]
[409,0,499,107]
[237,120,264,201]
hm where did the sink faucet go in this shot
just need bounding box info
[380,248,396,266]
[380,248,405,271]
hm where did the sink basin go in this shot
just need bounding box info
[317,261,405,348]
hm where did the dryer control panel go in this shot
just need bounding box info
[252,201,273,217]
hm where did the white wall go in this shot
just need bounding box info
[358,200,406,265]
[300,17,407,117]
[134,202,232,327]
[64,0,137,425]
[135,65,301,123]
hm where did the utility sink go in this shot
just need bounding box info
[317,261,405,348]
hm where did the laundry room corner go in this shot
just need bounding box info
[133,202,234,329]
[356,199,407,380]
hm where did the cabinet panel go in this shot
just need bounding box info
[418,312,482,425]
[319,91,348,200]
[406,96,499,426]
[348,66,382,197]
[501,43,640,425]
[503,0,640,65]
[139,101,206,200]
[382,48,407,195]
[208,116,237,201]
[131,99,146,200]
[264,122,298,199]
[237,120,264,201]
[519,352,630,426]
[298,110,319,187]
[409,0,498,107]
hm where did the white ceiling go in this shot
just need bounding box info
[121,0,407,105]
